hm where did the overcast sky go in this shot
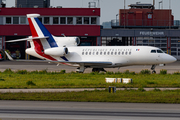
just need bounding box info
[5,0,180,24]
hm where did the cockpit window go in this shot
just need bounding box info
[157,50,164,53]
[151,50,156,53]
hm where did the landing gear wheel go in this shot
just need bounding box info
[152,70,156,74]
[92,68,106,73]
[92,68,100,73]
[151,65,157,74]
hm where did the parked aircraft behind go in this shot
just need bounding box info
[5,14,177,73]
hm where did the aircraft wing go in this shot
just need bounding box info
[4,51,112,66]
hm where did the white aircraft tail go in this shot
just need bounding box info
[27,14,58,48]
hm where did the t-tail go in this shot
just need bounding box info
[27,14,58,48]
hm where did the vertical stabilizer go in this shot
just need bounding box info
[27,14,58,48]
[26,14,58,61]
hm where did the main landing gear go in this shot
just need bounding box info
[76,66,85,73]
[92,68,106,73]
[151,65,157,74]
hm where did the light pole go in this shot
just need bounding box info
[124,0,125,28]
[116,14,119,26]
[159,1,162,9]
[169,0,171,29]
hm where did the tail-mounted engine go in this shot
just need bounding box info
[44,47,68,56]
[55,37,80,47]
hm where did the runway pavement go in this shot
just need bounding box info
[0,101,180,120]
[1,88,180,93]
[0,60,180,73]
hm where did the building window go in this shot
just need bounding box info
[122,52,124,55]
[53,17,59,24]
[84,17,89,24]
[96,52,98,55]
[82,52,84,55]
[89,52,91,55]
[100,52,102,55]
[76,17,82,24]
[67,17,73,24]
[60,17,66,24]
[44,17,49,24]
[91,17,97,24]
[20,17,26,24]
[13,17,19,24]
[0,17,3,25]
[6,17,11,24]
[104,52,106,55]
[118,52,120,55]
[86,52,88,55]
[115,52,117,55]
[38,17,42,23]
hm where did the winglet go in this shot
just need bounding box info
[5,51,14,61]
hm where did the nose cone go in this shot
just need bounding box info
[163,54,177,63]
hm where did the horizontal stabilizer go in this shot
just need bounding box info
[6,36,49,42]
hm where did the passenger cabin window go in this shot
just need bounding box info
[151,50,156,53]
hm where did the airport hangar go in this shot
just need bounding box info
[0,2,180,60]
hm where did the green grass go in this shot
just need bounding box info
[0,69,180,88]
[1,89,180,103]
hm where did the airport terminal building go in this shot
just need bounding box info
[0,0,180,60]
[101,3,180,60]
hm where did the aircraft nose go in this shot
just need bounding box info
[164,55,177,63]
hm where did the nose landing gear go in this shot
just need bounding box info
[151,65,157,74]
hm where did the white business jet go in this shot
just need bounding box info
[5,14,177,73]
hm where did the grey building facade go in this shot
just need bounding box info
[101,29,180,60]
[15,0,50,8]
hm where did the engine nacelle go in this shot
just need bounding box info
[55,37,80,47]
[44,47,68,56]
